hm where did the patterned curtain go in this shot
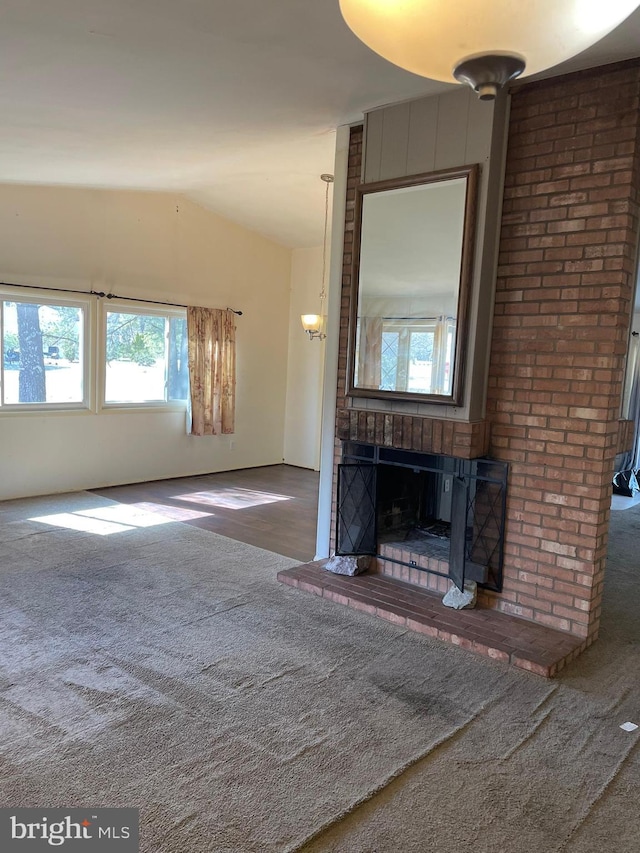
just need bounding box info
[187,307,236,436]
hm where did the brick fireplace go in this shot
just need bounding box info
[281,60,640,674]
[336,442,508,594]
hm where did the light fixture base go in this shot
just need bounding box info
[453,54,525,100]
[305,329,327,341]
[320,173,334,183]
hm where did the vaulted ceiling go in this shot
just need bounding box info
[1,1,639,248]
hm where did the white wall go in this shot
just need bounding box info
[0,185,292,500]
[283,247,325,469]
[316,125,351,559]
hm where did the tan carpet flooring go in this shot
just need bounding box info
[0,491,639,852]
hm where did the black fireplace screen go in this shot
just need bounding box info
[465,459,508,591]
[336,443,508,592]
[336,463,377,555]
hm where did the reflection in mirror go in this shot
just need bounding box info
[348,166,477,405]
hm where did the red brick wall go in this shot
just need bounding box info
[333,64,640,640]
[335,126,363,430]
[485,62,640,637]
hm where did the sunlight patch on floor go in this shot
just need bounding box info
[29,503,195,536]
[173,488,293,510]
[30,512,134,536]
[127,501,213,521]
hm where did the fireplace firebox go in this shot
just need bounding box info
[336,442,508,592]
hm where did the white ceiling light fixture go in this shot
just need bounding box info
[301,173,334,341]
[339,0,640,99]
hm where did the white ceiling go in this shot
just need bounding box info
[1,1,639,248]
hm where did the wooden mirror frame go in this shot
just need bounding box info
[346,164,479,406]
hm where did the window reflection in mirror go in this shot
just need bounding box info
[348,166,478,405]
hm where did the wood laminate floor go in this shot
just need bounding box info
[90,464,320,562]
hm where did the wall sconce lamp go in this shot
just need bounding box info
[301,173,334,341]
[339,1,640,100]
[301,314,326,340]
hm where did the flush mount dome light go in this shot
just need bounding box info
[339,0,640,98]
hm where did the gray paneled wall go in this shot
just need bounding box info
[364,87,495,183]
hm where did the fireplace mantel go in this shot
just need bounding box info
[336,407,490,460]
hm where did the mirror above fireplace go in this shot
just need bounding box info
[347,164,478,406]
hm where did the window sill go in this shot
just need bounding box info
[0,404,92,417]
[99,403,188,415]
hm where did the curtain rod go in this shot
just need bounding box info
[0,281,243,315]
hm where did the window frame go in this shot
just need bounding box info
[98,299,189,412]
[379,317,456,396]
[0,286,94,413]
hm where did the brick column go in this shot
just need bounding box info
[486,63,640,638]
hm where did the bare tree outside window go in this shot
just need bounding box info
[1,300,84,406]
[16,302,46,403]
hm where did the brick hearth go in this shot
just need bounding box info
[278,562,590,677]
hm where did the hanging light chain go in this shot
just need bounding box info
[319,174,334,307]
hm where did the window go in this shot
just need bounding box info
[380,318,455,395]
[0,288,191,414]
[0,296,88,408]
[103,306,188,405]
